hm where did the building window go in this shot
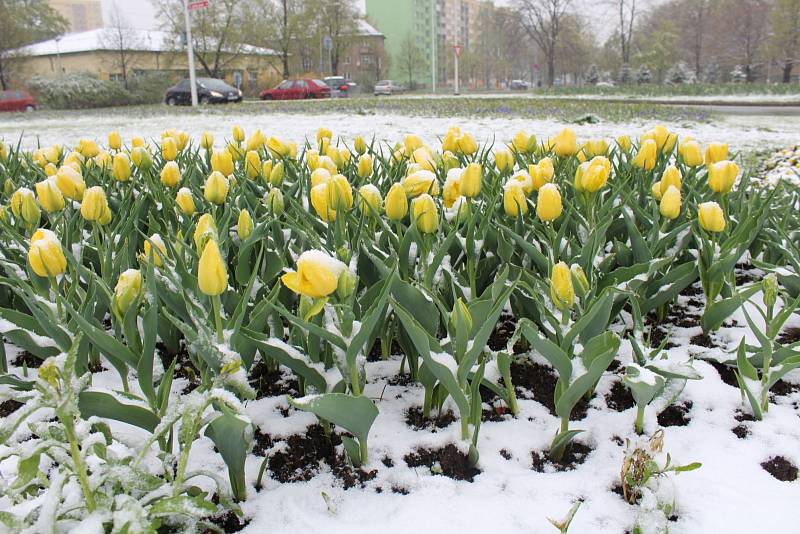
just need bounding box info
[109,73,124,82]
[361,54,374,67]
[343,56,351,66]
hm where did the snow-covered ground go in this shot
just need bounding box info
[1,108,799,155]
[398,92,800,105]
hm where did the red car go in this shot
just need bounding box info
[260,79,331,100]
[0,90,36,112]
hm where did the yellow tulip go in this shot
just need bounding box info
[403,134,424,153]
[358,184,382,216]
[64,150,85,168]
[132,137,145,148]
[160,161,181,187]
[513,170,535,194]
[204,171,229,205]
[704,142,728,165]
[77,138,99,158]
[108,131,122,151]
[210,150,234,176]
[12,188,40,227]
[460,162,482,198]
[36,179,65,213]
[55,165,86,201]
[660,165,681,195]
[549,128,577,157]
[642,125,676,153]
[143,233,167,266]
[282,250,347,298]
[0,141,7,162]
[327,174,353,211]
[698,201,726,233]
[512,131,536,154]
[269,161,285,186]
[176,131,190,151]
[411,146,436,172]
[632,139,657,170]
[28,229,66,278]
[495,148,514,173]
[267,188,284,215]
[584,138,608,157]
[354,135,367,155]
[200,131,214,150]
[246,130,264,152]
[357,154,373,179]
[616,135,632,152]
[310,182,336,222]
[226,141,244,162]
[582,156,611,192]
[238,209,253,241]
[112,153,132,182]
[457,132,478,155]
[311,168,332,188]
[317,127,333,145]
[536,183,562,222]
[198,239,228,296]
[44,163,57,176]
[659,186,681,220]
[267,136,290,158]
[81,186,110,224]
[411,193,439,234]
[550,261,574,310]
[232,125,245,143]
[707,160,739,194]
[162,137,178,161]
[194,214,217,250]
[443,168,463,208]
[112,268,142,318]
[385,183,408,221]
[176,187,196,215]
[44,145,61,163]
[503,181,528,218]
[403,170,439,197]
[245,150,261,179]
[131,147,152,170]
[679,139,703,167]
[651,181,663,201]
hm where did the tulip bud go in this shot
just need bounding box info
[200,131,214,150]
[328,174,353,211]
[4,178,14,196]
[81,186,111,224]
[443,168,462,208]
[354,135,367,155]
[584,138,608,157]
[220,357,242,376]
[232,125,245,143]
[194,213,217,250]
[550,261,574,310]
[659,186,681,220]
[78,138,99,158]
[616,135,632,152]
[385,183,408,221]
[357,154,373,179]
[581,156,611,192]
[457,132,478,155]
[269,161,285,186]
[198,239,228,296]
[707,160,739,194]
[112,268,142,318]
[536,183,562,222]
[495,148,514,173]
[704,142,728,165]
[0,141,7,162]
[358,184,382,217]
[15,188,40,228]
[108,131,122,151]
[651,180,663,201]
[204,171,229,205]
[267,188,284,216]
[131,147,152,171]
[245,150,261,179]
[512,131,536,154]
[282,250,347,298]
[143,233,167,266]
[660,165,681,195]
[237,209,253,241]
[211,150,234,176]
[503,181,528,218]
[36,178,65,213]
[632,139,657,170]
[570,264,590,298]
[411,193,438,234]
[460,162,482,198]
[698,201,725,233]
[318,127,333,145]
[162,137,178,161]
[45,163,57,176]
[227,141,244,162]
[28,229,67,278]
[176,187,196,215]
[679,139,703,167]
[337,269,357,299]
[763,273,778,309]
[245,130,264,153]
[131,136,145,148]
[441,151,460,171]
[160,161,181,188]
[267,136,290,158]
[55,165,86,201]
[111,152,131,182]
[549,128,577,157]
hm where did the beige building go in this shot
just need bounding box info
[49,0,104,33]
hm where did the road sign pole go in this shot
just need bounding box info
[431,0,436,94]
[183,0,198,107]
[453,45,461,95]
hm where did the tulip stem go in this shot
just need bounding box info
[212,295,224,343]
[50,277,63,320]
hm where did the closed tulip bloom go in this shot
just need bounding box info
[550,261,574,310]
[113,153,132,182]
[226,141,244,162]
[503,181,528,218]
[176,187,196,215]
[55,165,86,201]
[93,151,112,170]
[632,139,657,170]
[550,128,577,157]
[246,129,264,152]
[354,135,367,155]
[359,184,382,216]
[261,160,274,184]
[232,125,245,143]
[443,168,463,208]
[357,154,373,179]
[306,149,320,170]
[328,174,353,210]
[160,161,181,187]
[176,131,190,150]
[267,188,284,215]
[143,233,167,266]
[660,165,682,195]
[651,180,663,201]
[200,131,214,150]
[311,168,333,188]
[162,137,178,161]
[131,136,145,148]
[44,163,57,176]
[35,179,65,213]
[112,268,142,318]
[204,171,229,205]
[0,141,7,162]
[679,139,703,167]
[584,138,608,157]
[495,148,514,173]
[616,135,632,152]
[12,188,40,227]
[698,201,726,232]
[403,170,439,197]
[659,186,681,220]
[704,142,728,165]
[310,182,336,222]
[536,183,562,222]
[78,138,100,158]
[45,145,61,163]
[707,160,739,194]
[512,170,534,194]
[457,132,478,155]
[64,150,85,168]
[245,150,261,179]
[538,157,555,181]
[28,229,66,278]
[194,213,217,249]
[411,146,436,171]
[282,249,347,298]
[267,136,290,158]
[512,131,536,154]
[403,133,424,153]
[269,161,285,186]
[198,239,228,296]
[81,186,110,223]
[108,131,122,151]
[459,162,482,198]
[642,125,676,153]
[385,183,408,221]
[581,156,611,192]
[238,209,253,240]
[131,147,152,170]
[211,150,234,176]
[10,188,31,218]
[411,193,439,234]
[317,127,334,145]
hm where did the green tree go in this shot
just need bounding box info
[396,32,424,88]
[768,0,800,83]
[636,19,680,83]
[0,0,68,90]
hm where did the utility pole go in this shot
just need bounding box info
[431,0,436,93]
[183,0,199,107]
[453,45,462,95]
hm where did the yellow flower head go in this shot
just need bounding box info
[282,250,348,298]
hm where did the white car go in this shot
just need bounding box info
[374,80,406,96]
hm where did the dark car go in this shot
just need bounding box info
[259,79,331,100]
[323,76,357,98]
[0,90,36,112]
[164,78,242,106]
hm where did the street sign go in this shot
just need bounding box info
[453,45,463,58]
[188,0,208,10]
[322,36,333,51]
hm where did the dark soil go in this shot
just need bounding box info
[531,442,593,472]
[732,425,750,439]
[690,333,715,348]
[605,381,635,412]
[511,360,590,420]
[482,406,511,422]
[487,314,526,353]
[0,399,23,418]
[367,339,404,362]
[202,511,249,533]
[771,379,800,397]
[657,402,693,427]
[405,406,457,431]
[404,444,481,481]
[248,361,299,399]
[706,360,738,388]
[499,449,513,460]
[777,327,800,345]
[387,373,414,386]
[12,351,41,369]
[157,342,200,393]
[735,264,761,285]
[761,456,798,482]
[258,424,376,488]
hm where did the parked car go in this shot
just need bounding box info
[164,78,242,106]
[509,79,531,90]
[323,76,358,98]
[374,80,406,96]
[0,90,36,112]
[259,79,331,100]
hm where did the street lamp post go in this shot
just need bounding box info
[182,0,199,107]
[55,36,62,76]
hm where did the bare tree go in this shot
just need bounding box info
[609,0,637,67]
[680,0,708,79]
[768,0,800,83]
[315,0,359,76]
[717,0,769,82]
[515,0,574,86]
[102,3,142,89]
